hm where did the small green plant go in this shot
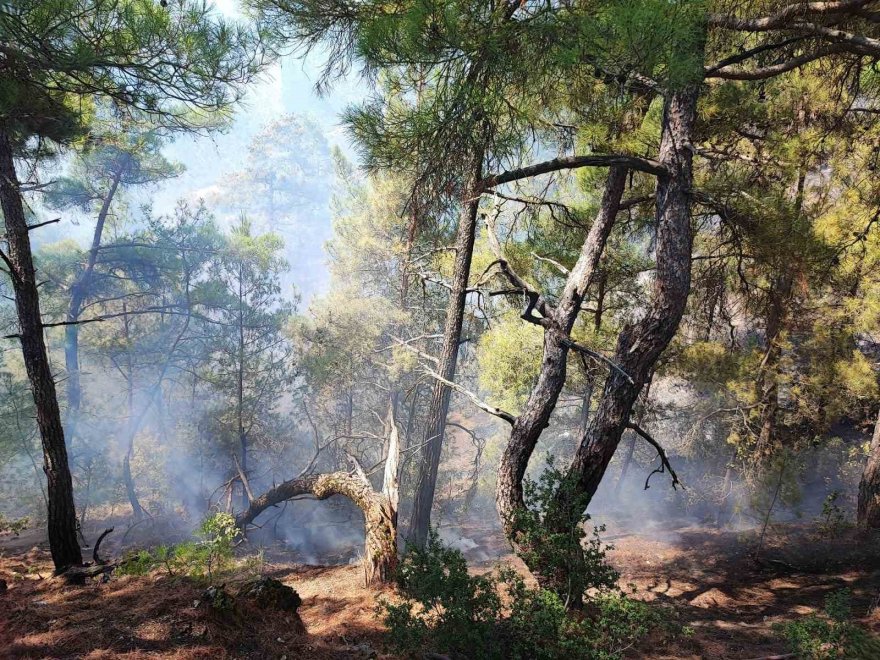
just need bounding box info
[117,513,239,582]
[0,513,28,536]
[815,491,850,538]
[776,588,880,659]
[383,534,661,660]
[117,548,157,576]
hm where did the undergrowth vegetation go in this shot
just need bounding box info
[776,589,880,660]
[383,533,666,660]
[118,513,246,582]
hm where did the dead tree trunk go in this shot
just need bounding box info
[238,402,401,585]
[408,157,482,549]
[0,126,83,571]
[858,408,880,529]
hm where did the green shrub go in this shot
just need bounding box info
[777,589,880,659]
[0,513,28,535]
[510,461,618,604]
[383,534,661,660]
[117,512,238,582]
[815,491,850,538]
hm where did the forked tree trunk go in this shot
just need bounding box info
[0,126,83,571]
[495,166,627,531]
[238,403,401,584]
[494,86,699,601]
[408,157,482,549]
[858,408,880,529]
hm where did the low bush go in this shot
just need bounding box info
[118,512,238,581]
[383,534,662,660]
[777,588,880,659]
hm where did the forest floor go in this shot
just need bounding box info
[2,518,879,659]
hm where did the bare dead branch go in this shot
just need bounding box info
[627,422,682,491]
[560,337,635,385]
[421,366,515,425]
[27,217,61,231]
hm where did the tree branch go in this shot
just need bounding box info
[26,217,61,231]
[421,366,515,425]
[560,337,635,385]
[480,154,667,190]
[627,422,682,491]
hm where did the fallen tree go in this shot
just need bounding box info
[235,403,400,585]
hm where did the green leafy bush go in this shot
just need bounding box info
[0,513,28,536]
[777,589,880,659]
[815,491,850,538]
[510,461,619,604]
[118,512,238,581]
[383,534,661,660]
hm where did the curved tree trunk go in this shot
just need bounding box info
[238,403,401,585]
[858,408,880,529]
[493,85,700,602]
[237,471,398,584]
[563,85,699,512]
[64,166,123,439]
[0,126,83,571]
[408,157,482,549]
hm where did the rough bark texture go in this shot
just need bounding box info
[238,404,400,585]
[495,166,627,528]
[0,127,83,570]
[408,160,482,549]
[237,471,398,585]
[563,86,699,510]
[858,409,880,528]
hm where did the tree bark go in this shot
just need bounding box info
[563,86,699,513]
[0,126,83,571]
[408,157,482,549]
[495,166,627,530]
[858,408,880,528]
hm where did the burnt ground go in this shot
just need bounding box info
[1,519,879,659]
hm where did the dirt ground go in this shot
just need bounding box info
[2,519,879,659]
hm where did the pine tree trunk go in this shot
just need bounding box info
[858,408,880,528]
[563,85,699,513]
[121,305,145,520]
[64,167,122,440]
[495,167,627,533]
[0,126,82,571]
[408,159,482,549]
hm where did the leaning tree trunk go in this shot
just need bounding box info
[238,403,401,585]
[556,87,698,601]
[562,86,699,514]
[495,167,627,533]
[0,126,82,571]
[64,165,123,441]
[858,408,880,528]
[408,158,482,549]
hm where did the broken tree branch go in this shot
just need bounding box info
[560,337,635,385]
